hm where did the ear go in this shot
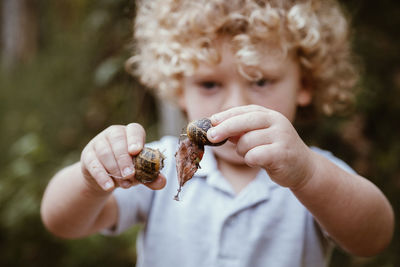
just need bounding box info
[297,88,312,107]
[297,78,313,107]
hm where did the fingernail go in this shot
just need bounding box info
[210,114,219,123]
[129,143,140,153]
[103,180,114,190]
[123,167,134,177]
[208,128,217,140]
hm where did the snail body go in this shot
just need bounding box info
[134,147,165,183]
[174,118,226,201]
[186,118,226,147]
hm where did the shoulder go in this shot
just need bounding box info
[310,146,355,174]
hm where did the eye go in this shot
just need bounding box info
[254,78,269,87]
[199,81,220,89]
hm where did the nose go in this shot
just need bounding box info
[221,82,250,111]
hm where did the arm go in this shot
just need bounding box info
[40,123,166,239]
[41,162,118,238]
[208,105,394,256]
[291,151,394,256]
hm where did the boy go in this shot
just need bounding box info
[41,0,394,266]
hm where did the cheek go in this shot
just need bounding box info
[182,90,222,121]
[183,95,211,121]
[271,98,298,122]
[249,92,297,122]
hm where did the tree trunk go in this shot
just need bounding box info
[1,0,37,70]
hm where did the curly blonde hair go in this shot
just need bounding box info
[127,0,359,115]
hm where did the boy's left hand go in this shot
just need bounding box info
[208,104,315,189]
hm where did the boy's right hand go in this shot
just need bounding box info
[80,123,166,193]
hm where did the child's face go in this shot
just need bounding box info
[178,39,312,165]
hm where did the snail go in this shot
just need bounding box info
[134,147,165,183]
[108,147,165,184]
[174,118,226,201]
[185,118,227,148]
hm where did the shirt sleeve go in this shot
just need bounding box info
[101,135,178,236]
[101,185,154,235]
[311,146,356,174]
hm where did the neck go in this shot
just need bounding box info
[216,156,260,195]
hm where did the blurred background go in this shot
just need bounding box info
[0,0,398,266]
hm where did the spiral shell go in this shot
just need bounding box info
[186,118,227,147]
[134,147,165,183]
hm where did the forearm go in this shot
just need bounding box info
[40,162,117,239]
[292,150,394,256]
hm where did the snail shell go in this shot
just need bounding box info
[134,147,165,183]
[186,118,227,147]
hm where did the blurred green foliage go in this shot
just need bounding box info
[0,0,156,266]
[0,0,398,266]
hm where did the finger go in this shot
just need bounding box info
[143,174,167,190]
[106,126,135,179]
[236,128,273,157]
[126,123,146,155]
[82,147,115,191]
[207,111,272,143]
[116,178,139,189]
[244,143,281,169]
[115,174,166,190]
[210,104,267,125]
[228,135,240,144]
[94,136,121,178]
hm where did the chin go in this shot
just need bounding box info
[212,143,246,165]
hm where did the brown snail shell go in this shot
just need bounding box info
[134,147,165,183]
[186,118,227,147]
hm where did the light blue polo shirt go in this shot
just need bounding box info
[103,136,355,267]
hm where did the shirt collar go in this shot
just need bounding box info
[193,146,235,194]
[233,169,278,211]
[193,146,279,206]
